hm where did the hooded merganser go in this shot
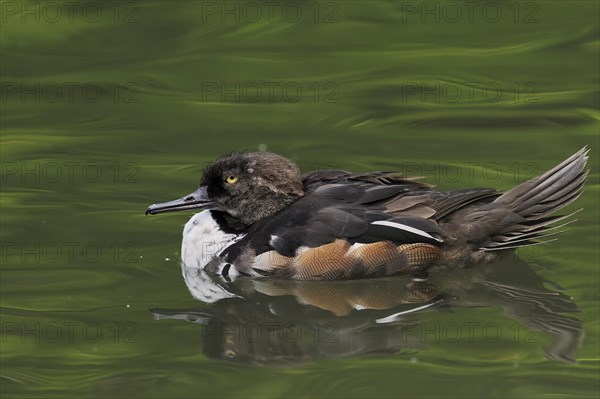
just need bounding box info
[146,147,588,281]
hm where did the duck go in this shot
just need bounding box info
[146,147,588,281]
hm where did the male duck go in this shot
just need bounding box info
[146,147,588,280]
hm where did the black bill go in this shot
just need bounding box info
[146,187,213,215]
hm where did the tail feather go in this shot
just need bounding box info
[483,238,559,251]
[498,217,577,242]
[525,186,584,217]
[484,228,569,249]
[515,210,581,232]
[501,146,589,217]
[542,173,587,203]
[481,146,588,251]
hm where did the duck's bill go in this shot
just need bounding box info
[146,187,214,215]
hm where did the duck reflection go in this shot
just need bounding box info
[151,257,583,365]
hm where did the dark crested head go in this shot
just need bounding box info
[146,152,304,225]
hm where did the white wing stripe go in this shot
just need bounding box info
[370,220,442,242]
[375,299,445,324]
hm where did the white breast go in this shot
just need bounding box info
[181,211,243,276]
[181,266,239,303]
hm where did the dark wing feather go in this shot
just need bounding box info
[304,170,499,219]
[228,182,444,260]
[419,188,501,220]
[302,170,431,191]
[268,207,369,257]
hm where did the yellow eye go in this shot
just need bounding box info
[226,175,238,184]
[224,349,236,358]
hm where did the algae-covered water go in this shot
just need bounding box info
[1,1,599,398]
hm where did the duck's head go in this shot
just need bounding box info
[146,152,304,225]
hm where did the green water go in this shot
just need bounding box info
[1,1,599,397]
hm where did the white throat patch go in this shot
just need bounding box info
[181,211,243,272]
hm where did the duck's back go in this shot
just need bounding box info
[220,171,500,279]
